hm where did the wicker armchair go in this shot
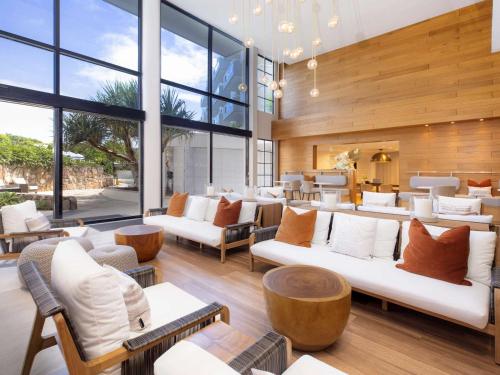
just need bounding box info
[19,262,229,375]
[0,216,84,260]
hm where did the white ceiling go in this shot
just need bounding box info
[167,0,482,63]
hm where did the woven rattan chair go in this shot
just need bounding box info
[19,262,229,375]
[0,216,84,260]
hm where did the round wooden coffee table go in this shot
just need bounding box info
[262,265,351,351]
[115,225,164,262]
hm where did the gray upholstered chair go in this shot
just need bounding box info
[300,181,321,200]
[429,185,456,199]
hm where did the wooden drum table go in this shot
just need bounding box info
[262,265,351,351]
[115,225,164,262]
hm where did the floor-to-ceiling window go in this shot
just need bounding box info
[257,139,273,187]
[160,1,250,204]
[0,0,144,222]
[257,55,274,114]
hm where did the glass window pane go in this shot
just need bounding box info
[257,56,265,71]
[265,140,273,152]
[257,176,264,187]
[60,55,138,108]
[212,134,246,194]
[0,0,53,44]
[264,100,273,114]
[265,87,274,101]
[0,101,54,215]
[162,127,209,200]
[212,30,247,103]
[161,84,208,122]
[258,85,265,98]
[62,111,140,220]
[212,99,246,129]
[0,38,53,92]
[265,59,274,74]
[257,139,265,151]
[161,4,208,91]
[257,151,264,163]
[265,164,272,175]
[257,164,264,175]
[265,176,272,186]
[61,0,139,70]
[257,98,264,112]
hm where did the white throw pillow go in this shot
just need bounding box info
[468,186,492,198]
[329,213,377,259]
[25,212,51,232]
[204,199,219,222]
[362,192,396,207]
[1,200,37,234]
[238,201,257,223]
[285,206,332,245]
[373,218,400,260]
[251,369,275,375]
[185,196,210,222]
[260,186,284,198]
[438,196,481,215]
[103,264,151,332]
[399,221,496,285]
[51,240,129,374]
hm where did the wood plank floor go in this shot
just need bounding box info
[150,235,500,375]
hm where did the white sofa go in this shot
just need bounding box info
[144,196,261,263]
[249,209,500,361]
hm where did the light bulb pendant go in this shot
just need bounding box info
[279,79,287,88]
[310,88,320,98]
[228,14,239,24]
[238,83,248,92]
[244,37,254,48]
[268,80,279,91]
[307,59,318,70]
[274,89,283,99]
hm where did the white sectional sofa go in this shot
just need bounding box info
[144,196,262,263]
[249,208,500,362]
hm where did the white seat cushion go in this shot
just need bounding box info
[284,355,347,375]
[436,213,493,224]
[285,206,332,245]
[154,341,238,375]
[1,200,37,234]
[438,196,481,215]
[362,192,396,207]
[185,196,210,221]
[61,226,89,237]
[357,205,410,216]
[144,215,222,247]
[51,240,129,374]
[400,221,496,286]
[251,240,490,329]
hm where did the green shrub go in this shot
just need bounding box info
[0,192,24,208]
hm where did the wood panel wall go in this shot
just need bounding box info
[273,0,500,140]
[278,118,500,194]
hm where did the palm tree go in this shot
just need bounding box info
[63,80,195,188]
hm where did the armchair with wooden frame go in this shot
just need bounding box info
[19,261,230,375]
[0,217,85,260]
[144,204,263,263]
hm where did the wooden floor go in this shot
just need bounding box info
[150,235,500,375]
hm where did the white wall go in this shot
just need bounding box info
[493,0,500,53]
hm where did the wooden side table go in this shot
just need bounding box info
[263,265,351,351]
[115,225,164,262]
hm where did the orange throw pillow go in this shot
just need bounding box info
[213,197,242,227]
[166,192,189,217]
[396,219,471,285]
[468,178,491,187]
[275,207,317,248]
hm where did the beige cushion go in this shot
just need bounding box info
[104,264,151,332]
[1,200,37,234]
[468,186,492,198]
[438,196,481,215]
[51,240,129,375]
[185,196,210,221]
[25,212,51,232]
[329,213,377,259]
[362,192,396,207]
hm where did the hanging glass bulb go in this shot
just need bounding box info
[278,20,289,33]
[265,0,272,3]
[279,79,287,88]
[260,74,269,84]
[238,83,248,92]
[307,59,318,70]
[283,48,291,57]
[312,37,322,47]
[310,88,320,97]
[253,4,263,16]
[228,14,239,24]
[273,89,283,99]
[268,80,279,91]
[328,15,339,28]
[286,22,295,33]
[296,46,304,55]
[244,37,254,48]
[289,49,299,59]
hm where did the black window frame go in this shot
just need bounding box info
[257,139,273,187]
[160,1,251,204]
[0,0,144,223]
[257,54,274,114]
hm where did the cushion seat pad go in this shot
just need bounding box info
[144,215,222,247]
[251,240,490,329]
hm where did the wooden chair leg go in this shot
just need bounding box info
[22,311,52,375]
[250,255,255,271]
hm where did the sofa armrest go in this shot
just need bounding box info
[253,225,279,243]
[0,228,65,240]
[228,331,288,375]
[124,265,157,288]
[144,207,167,217]
[123,302,228,351]
[492,267,500,289]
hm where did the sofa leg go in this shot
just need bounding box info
[250,254,255,272]
[221,247,226,263]
[199,243,203,252]
[381,300,389,312]
[22,311,49,375]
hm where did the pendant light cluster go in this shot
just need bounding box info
[229,0,340,99]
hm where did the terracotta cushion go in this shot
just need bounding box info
[275,207,317,248]
[467,179,491,187]
[167,192,189,217]
[396,219,471,286]
[213,197,242,227]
